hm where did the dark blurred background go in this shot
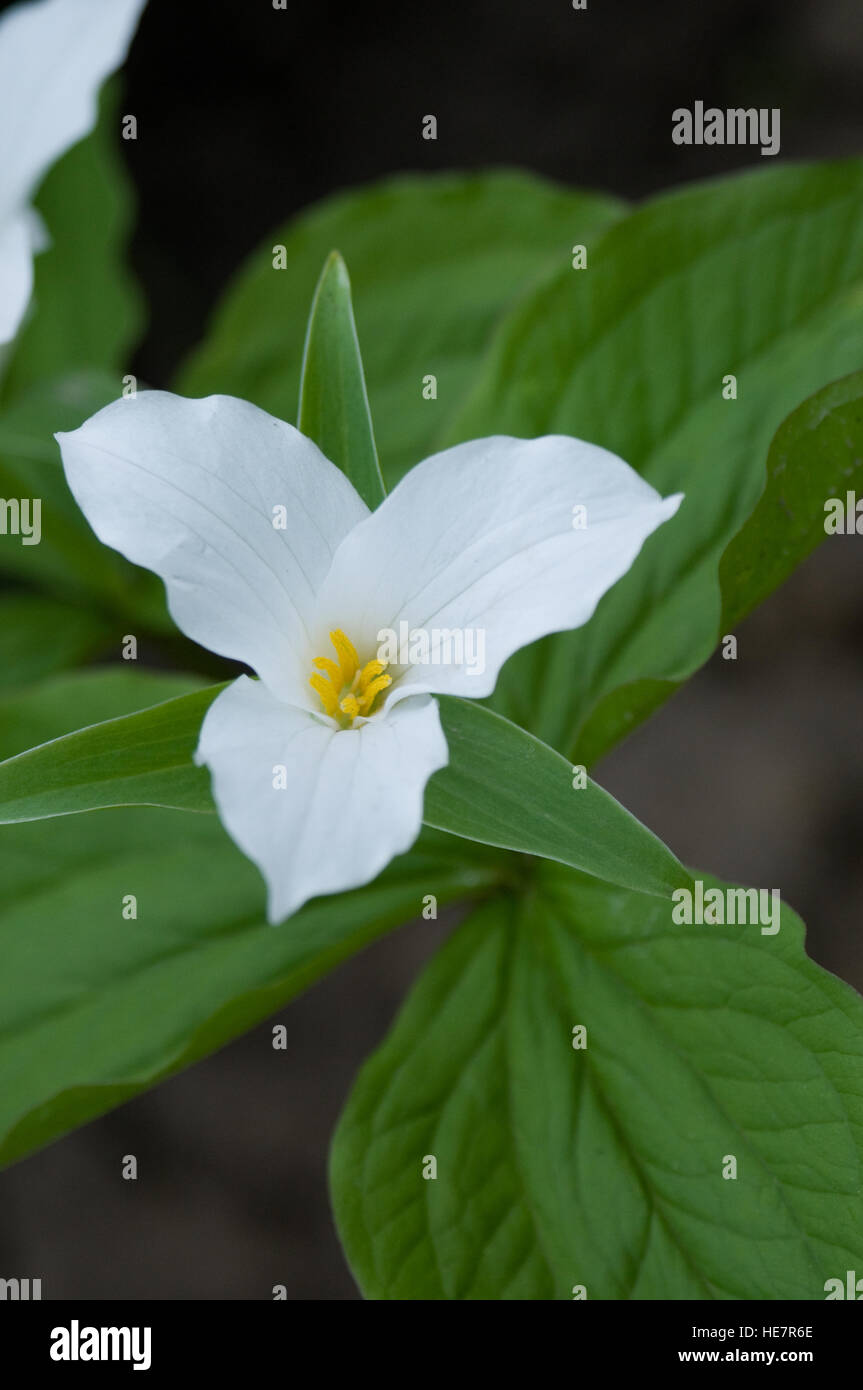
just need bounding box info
[1,0,862,1299]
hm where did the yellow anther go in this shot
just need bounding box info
[329,628,360,685]
[309,672,339,719]
[357,673,392,714]
[339,693,360,720]
[358,658,386,693]
[312,656,341,684]
[309,630,391,725]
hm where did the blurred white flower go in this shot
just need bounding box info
[0,0,146,345]
[57,391,682,922]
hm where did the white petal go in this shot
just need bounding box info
[0,206,37,344]
[313,435,683,701]
[56,392,369,701]
[195,677,449,923]
[0,0,146,218]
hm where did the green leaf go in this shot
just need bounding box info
[579,369,863,768]
[0,371,169,630]
[0,815,484,1171]
[721,368,863,631]
[449,160,863,764]
[1,82,142,404]
[428,698,689,898]
[178,171,625,485]
[331,864,863,1299]
[0,674,221,823]
[0,595,111,692]
[0,671,491,1170]
[0,669,204,764]
[298,251,385,508]
[0,678,687,901]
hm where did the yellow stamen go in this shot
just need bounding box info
[358,658,385,693]
[309,630,392,726]
[357,673,392,714]
[309,672,339,719]
[339,693,361,720]
[330,628,359,686]
[312,656,341,684]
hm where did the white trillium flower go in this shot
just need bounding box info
[0,0,147,345]
[56,391,683,922]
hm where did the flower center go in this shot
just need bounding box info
[309,629,392,727]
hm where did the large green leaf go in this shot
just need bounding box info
[721,367,863,631]
[1,83,142,404]
[0,670,202,763]
[298,251,385,508]
[427,700,688,899]
[0,672,219,821]
[331,864,863,1299]
[526,369,863,767]
[449,160,863,764]
[0,678,688,900]
[178,171,625,484]
[0,671,490,1171]
[0,371,169,629]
